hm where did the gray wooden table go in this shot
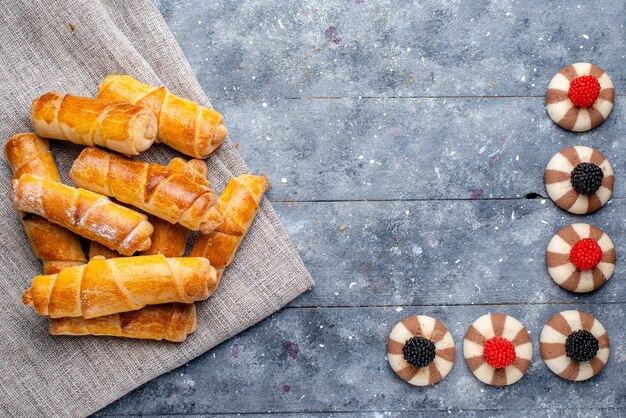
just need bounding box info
[97,1,626,416]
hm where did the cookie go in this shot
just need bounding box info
[546,223,615,293]
[546,63,614,132]
[387,315,455,386]
[540,310,609,381]
[545,146,613,214]
[463,313,532,386]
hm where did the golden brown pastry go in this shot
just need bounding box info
[67,161,208,341]
[49,303,197,342]
[167,157,209,187]
[4,133,86,273]
[98,75,226,158]
[139,216,190,257]
[88,241,123,259]
[30,92,157,155]
[23,254,218,318]
[190,174,269,279]
[11,174,153,256]
[70,147,222,233]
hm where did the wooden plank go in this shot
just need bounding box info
[97,304,625,415]
[272,200,625,307]
[159,0,626,99]
[219,97,622,201]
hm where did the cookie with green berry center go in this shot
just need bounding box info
[545,146,613,214]
[540,310,609,381]
[387,315,455,386]
[546,223,615,293]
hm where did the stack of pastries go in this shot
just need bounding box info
[6,75,269,342]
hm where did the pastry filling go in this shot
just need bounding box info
[568,75,601,108]
[402,336,436,368]
[570,162,603,195]
[483,337,516,369]
[569,238,603,271]
[565,330,599,362]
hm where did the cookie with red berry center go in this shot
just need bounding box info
[387,315,455,386]
[463,313,532,386]
[545,146,613,214]
[540,310,610,381]
[546,223,615,293]
[546,63,614,132]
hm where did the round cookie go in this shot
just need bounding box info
[463,313,532,386]
[546,223,615,293]
[546,63,614,132]
[544,146,613,214]
[540,310,609,381]
[387,315,455,386]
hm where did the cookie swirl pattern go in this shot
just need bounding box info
[544,146,613,214]
[387,315,455,386]
[463,313,532,386]
[540,310,609,381]
[546,63,614,132]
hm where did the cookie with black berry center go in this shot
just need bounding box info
[540,310,609,381]
[545,146,613,214]
[546,63,614,132]
[387,315,455,386]
[463,313,532,386]
[546,223,615,293]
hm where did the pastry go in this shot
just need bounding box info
[88,241,123,259]
[463,313,532,386]
[546,224,615,293]
[23,254,217,318]
[387,315,455,386]
[11,173,153,256]
[546,63,614,132]
[49,303,197,342]
[138,216,190,257]
[139,158,210,256]
[544,146,613,214]
[30,92,157,155]
[190,174,270,279]
[98,75,227,158]
[540,310,609,381]
[167,157,210,187]
[70,147,222,234]
[4,133,86,274]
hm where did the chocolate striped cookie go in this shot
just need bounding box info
[463,313,532,386]
[545,146,613,214]
[387,315,455,386]
[546,223,615,293]
[546,63,614,132]
[540,310,609,381]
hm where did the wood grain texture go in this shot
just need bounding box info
[97,0,626,415]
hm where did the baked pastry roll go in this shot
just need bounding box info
[49,303,196,342]
[98,75,226,158]
[190,174,269,279]
[30,92,157,155]
[4,133,86,273]
[70,148,222,233]
[23,255,217,318]
[11,173,153,255]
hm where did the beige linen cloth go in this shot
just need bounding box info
[0,1,313,416]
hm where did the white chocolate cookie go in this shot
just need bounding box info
[540,310,609,381]
[544,146,613,214]
[387,315,455,386]
[546,224,615,293]
[546,63,614,132]
[463,313,532,386]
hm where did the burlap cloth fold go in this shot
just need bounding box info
[0,1,313,416]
